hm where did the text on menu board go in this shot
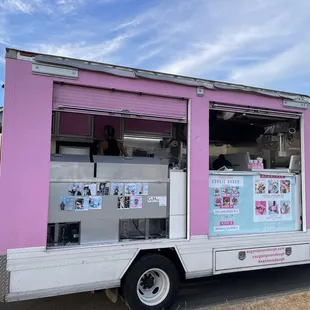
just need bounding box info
[209,174,296,236]
[210,175,244,233]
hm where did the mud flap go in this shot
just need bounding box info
[106,288,118,303]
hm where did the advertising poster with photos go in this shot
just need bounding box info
[254,174,293,222]
[97,182,110,196]
[60,196,90,211]
[61,183,103,211]
[125,183,149,196]
[209,175,244,234]
[117,183,149,210]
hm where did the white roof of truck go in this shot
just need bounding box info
[5,48,310,104]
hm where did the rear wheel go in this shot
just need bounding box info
[122,254,180,310]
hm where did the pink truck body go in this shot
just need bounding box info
[0,48,309,308]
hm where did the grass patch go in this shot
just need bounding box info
[212,290,310,310]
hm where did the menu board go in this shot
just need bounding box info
[209,175,244,233]
[209,173,297,237]
[254,174,292,222]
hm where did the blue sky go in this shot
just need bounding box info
[1,0,310,107]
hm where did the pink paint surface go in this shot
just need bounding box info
[0,59,53,254]
[59,112,92,136]
[53,83,187,120]
[93,115,122,139]
[0,57,309,254]
[124,119,172,135]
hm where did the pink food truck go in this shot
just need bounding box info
[0,48,309,309]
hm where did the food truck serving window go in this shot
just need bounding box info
[53,83,187,122]
[208,103,303,237]
[210,103,302,119]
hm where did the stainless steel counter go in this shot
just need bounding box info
[48,155,170,246]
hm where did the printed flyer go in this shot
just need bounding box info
[130,196,143,209]
[110,183,124,196]
[125,183,137,196]
[97,182,110,196]
[68,183,97,196]
[60,196,74,211]
[209,175,244,234]
[254,174,293,222]
[88,196,103,210]
[209,173,297,236]
[136,183,149,195]
[68,183,84,196]
[118,196,130,210]
[74,197,89,211]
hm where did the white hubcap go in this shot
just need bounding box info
[137,268,170,306]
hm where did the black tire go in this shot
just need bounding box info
[122,254,180,310]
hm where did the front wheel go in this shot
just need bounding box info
[122,254,180,310]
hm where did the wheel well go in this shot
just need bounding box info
[123,248,186,282]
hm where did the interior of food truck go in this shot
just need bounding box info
[209,103,301,171]
[47,107,188,248]
[208,102,303,236]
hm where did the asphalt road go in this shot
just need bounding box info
[2,264,310,310]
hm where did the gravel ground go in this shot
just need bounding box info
[212,290,310,310]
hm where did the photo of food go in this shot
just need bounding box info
[280,201,291,215]
[232,197,239,205]
[214,188,220,196]
[255,201,266,215]
[255,180,266,194]
[221,186,231,195]
[268,201,279,214]
[231,186,240,196]
[280,180,291,194]
[268,180,279,194]
[223,197,230,206]
[215,197,222,207]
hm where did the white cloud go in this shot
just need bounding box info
[157,20,289,76]
[31,34,131,62]
[1,0,310,95]
[56,0,85,13]
[0,0,87,14]
[0,0,51,14]
[128,0,310,90]
[112,19,141,32]
[229,43,310,87]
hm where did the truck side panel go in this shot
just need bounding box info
[0,59,53,254]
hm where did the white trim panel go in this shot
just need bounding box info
[32,63,78,79]
[8,247,138,293]
[300,113,307,231]
[214,243,310,273]
[6,231,310,300]
[6,280,119,302]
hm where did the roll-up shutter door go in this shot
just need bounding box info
[210,103,301,119]
[53,83,187,122]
